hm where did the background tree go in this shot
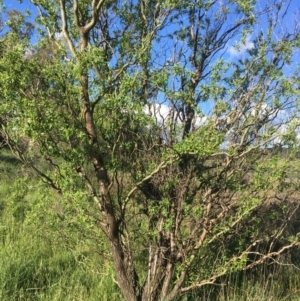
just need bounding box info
[1,0,300,300]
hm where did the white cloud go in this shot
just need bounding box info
[54,32,64,40]
[143,102,298,148]
[144,103,209,127]
[143,103,171,123]
[228,36,254,56]
[24,46,36,58]
[194,115,208,127]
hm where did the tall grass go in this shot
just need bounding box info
[176,267,300,301]
[1,148,300,300]
[0,193,123,301]
[0,148,122,301]
[218,267,300,301]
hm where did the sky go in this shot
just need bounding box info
[3,0,300,92]
[2,0,300,144]
[4,0,37,13]
[3,0,300,60]
[4,1,300,40]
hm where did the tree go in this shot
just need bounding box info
[1,0,300,300]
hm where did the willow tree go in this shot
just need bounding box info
[1,0,300,300]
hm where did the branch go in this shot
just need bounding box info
[244,242,300,270]
[179,240,300,294]
[2,127,62,194]
[30,0,53,39]
[73,0,80,28]
[59,0,77,57]
[76,167,103,214]
[84,0,106,33]
[123,156,178,208]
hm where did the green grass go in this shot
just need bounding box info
[176,268,300,301]
[1,147,300,301]
[218,268,300,301]
[0,148,123,301]
[0,208,123,301]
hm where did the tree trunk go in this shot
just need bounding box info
[183,104,194,139]
[79,32,139,301]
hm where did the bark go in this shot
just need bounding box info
[79,31,138,301]
[182,104,195,139]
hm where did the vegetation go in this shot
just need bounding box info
[1,151,300,301]
[1,0,300,300]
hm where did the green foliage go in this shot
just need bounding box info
[0,150,122,301]
[1,1,300,301]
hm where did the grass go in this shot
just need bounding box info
[0,203,123,301]
[176,267,300,301]
[1,147,300,300]
[219,268,300,301]
[0,148,123,301]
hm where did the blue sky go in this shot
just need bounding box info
[2,0,300,120]
[3,0,37,15]
[4,0,37,12]
[4,0,299,57]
